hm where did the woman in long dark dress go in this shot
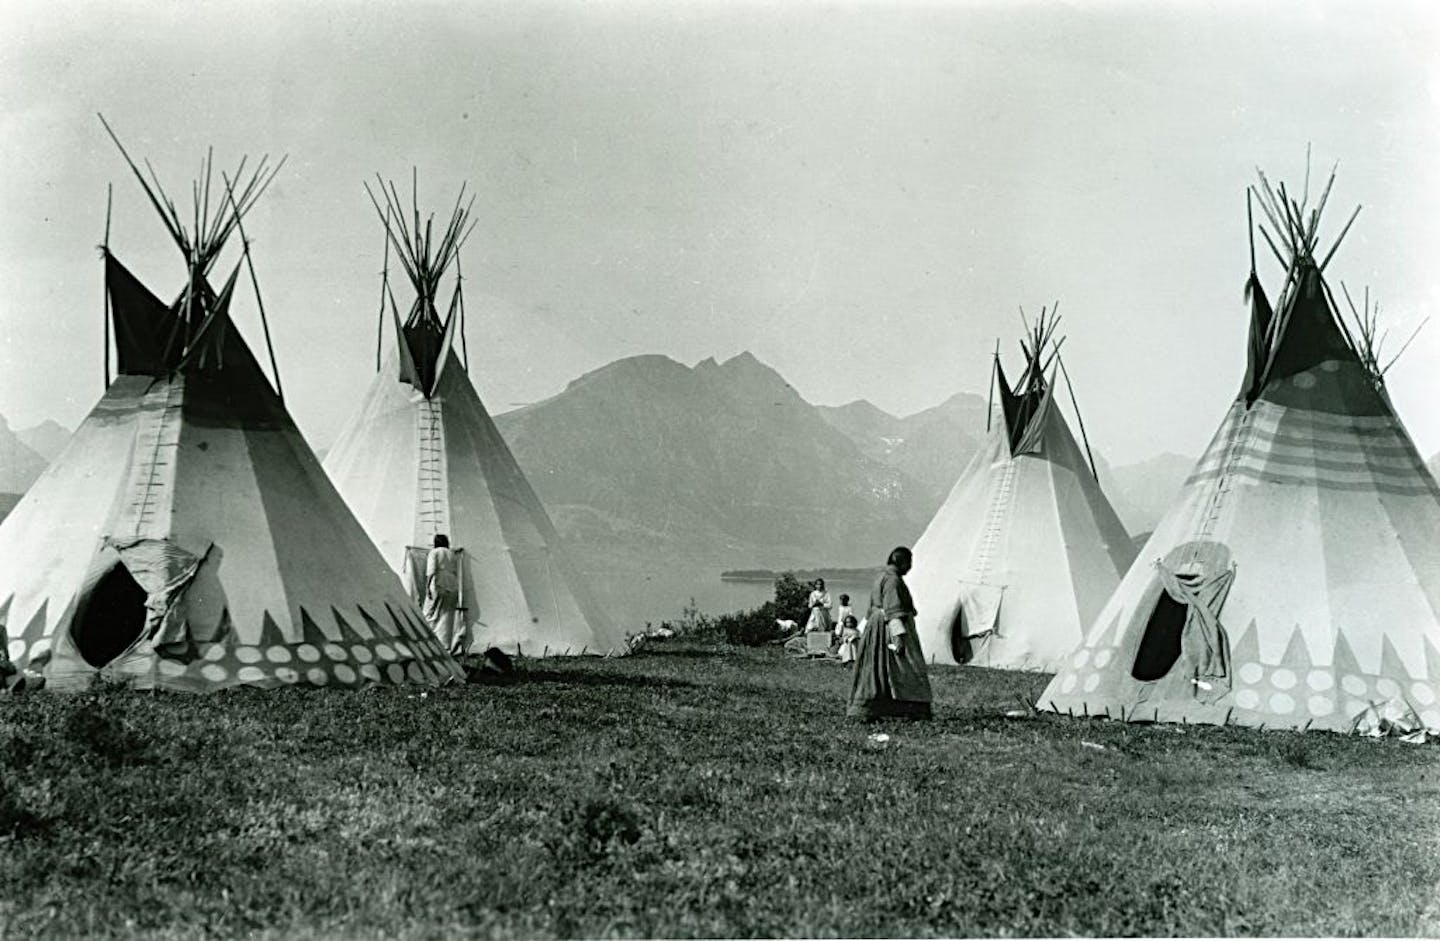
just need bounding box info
[848,546,933,719]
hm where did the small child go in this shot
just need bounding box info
[832,594,853,641]
[836,614,861,664]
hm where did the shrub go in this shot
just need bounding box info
[715,600,785,647]
[772,572,809,624]
[713,572,811,647]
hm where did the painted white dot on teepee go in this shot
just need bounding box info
[158,659,187,677]
[1269,692,1296,714]
[1060,674,1078,694]
[350,645,374,664]
[386,664,406,684]
[306,667,329,686]
[265,646,292,664]
[28,637,50,659]
[1292,372,1317,389]
[200,664,228,682]
[1375,678,1401,699]
[1238,662,1264,685]
[7,639,25,661]
[1082,673,1100,693]
[1094,649,1114,668]
[1412,683,1437,706]
[375,644,396,661]
[1270,669,1297,690]
[1341,675,1368,696]
[1307,696,1334,716]
[235,647,262,664]
[1320,360,1341,372]
[333,664,357,685]
[236,666,265,683]
[297,644,321,663]
[1234,689,1261,710]
[202,644,227,662]
[1307,670,1334,691]
[323,643,347,661]
[359,664,381,683]
[394,642,413,659]
[407,662,426,683]
[1071,649,1090,669]
[275,667,300,684]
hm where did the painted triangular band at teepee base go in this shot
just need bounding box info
[0,126,463,692]
[324,178,627,658]
[907,308,1136,673]
[1040,168,1440,735]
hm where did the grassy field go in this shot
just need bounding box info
[2,639,1438,938]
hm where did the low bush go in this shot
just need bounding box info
[715,600,784,647]
[712,572,812,646]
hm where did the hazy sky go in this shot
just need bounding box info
[2,0,1438,465]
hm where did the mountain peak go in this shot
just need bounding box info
[694,351,807,407]
[724,350,763,367]
[564,353,690,390]
[17,419,72,462]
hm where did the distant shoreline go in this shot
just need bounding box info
[719,567,880,584]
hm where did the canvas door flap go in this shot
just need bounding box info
[957,582,1004,638]
[402,547,429,604]
[1157,562,1236,692]
[104,537,212,646]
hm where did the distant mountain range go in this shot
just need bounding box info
[492,352,933,569]
[16,420,71,463]
[0,415,52,503]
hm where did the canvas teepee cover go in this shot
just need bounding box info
[1041,174,1440,734]
[0,135,462,692]
[324,181,625,657]
[907,311,1135,672]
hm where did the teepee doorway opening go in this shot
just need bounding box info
[71,562,148,668]
[1130,578,1198,682]
[947,605,973,664]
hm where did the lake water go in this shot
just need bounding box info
[578,562,875,633]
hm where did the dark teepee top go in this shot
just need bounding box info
[994,306,1061,454]
[366,175,477,398]
[98,115,284,383]
[1238,166,1399,417]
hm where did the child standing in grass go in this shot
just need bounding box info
[836,614,861,664]
[832,593,853,643]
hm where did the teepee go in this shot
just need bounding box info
[1041,168,1440,734]
[907,310,1135,672]
[0,124,463,692]
[323,179,625,657]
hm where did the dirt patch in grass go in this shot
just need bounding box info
[0,641,1436,937]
